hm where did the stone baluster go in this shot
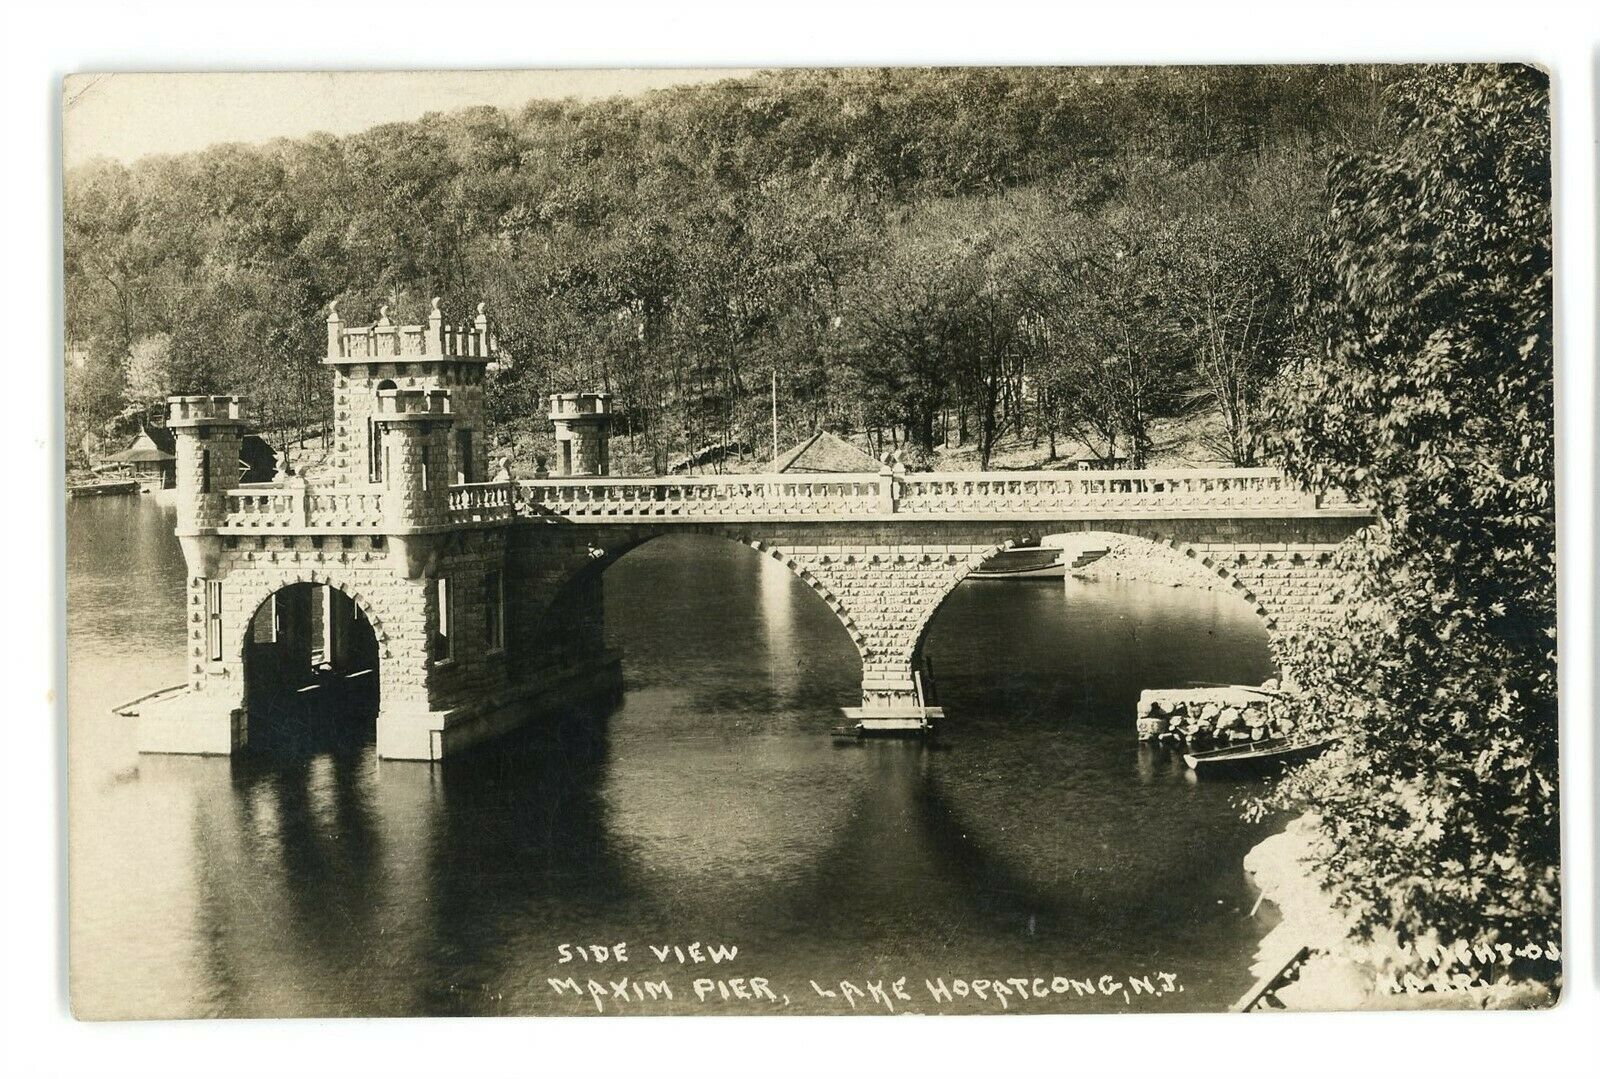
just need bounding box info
[376,305,395,356]
[426,297,444,355]
[287,476,310,528]
[326,301,343,359]
[877,458,895,514]
[473,302,489,358]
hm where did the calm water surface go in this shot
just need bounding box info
[68,495,1280,1018]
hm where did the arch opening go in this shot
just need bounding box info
[913,531,1277,731]
[528,531,864,707]
[242,582,381,754]
[911,531,1277,672]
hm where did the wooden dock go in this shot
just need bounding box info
[68,479,140,499]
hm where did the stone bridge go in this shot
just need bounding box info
[132,300,1370,761]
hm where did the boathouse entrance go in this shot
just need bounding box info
[243,583,381,753]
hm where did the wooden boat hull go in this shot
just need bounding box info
[1183,737,1331,776]
[969,547,1067,580]
[968,562,1067,580]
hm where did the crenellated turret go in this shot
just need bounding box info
[374,386,454,533]
[548,391,612,476]
[167,395,249,535]
[325,298,494,489]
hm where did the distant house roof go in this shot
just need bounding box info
[106,428,175,465]
[768,431,880,474]
[104,425,279,482]
[143,423,176,456]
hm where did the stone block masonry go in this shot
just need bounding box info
[142,308,1369,760]
[147,501,1362,759]
[1135,684,1294,745]
[517,514,1364,724]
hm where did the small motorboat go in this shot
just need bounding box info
[968,547,1067,580]
[1182,736,1332,776]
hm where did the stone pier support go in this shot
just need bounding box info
[142,356,1367,760]
[515,517,1363,738]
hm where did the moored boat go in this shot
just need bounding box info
[969,547,1067,579]
[1182,736,1332,776]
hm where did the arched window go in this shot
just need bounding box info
[369,381,399,484]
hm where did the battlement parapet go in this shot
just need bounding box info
[376,386,453,420]
[326,298,495,363]
[548,391,611,420]
[167,395,247,427]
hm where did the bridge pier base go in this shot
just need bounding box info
[839,708,942,735]
[840,667,942,734]
[379,650,624,761]
[134,691,247,756]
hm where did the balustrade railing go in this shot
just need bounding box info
[447,481,517,523]
[516,473,886,518]
[222,485,385,531]
[895,468,1320,515]
[514,466,1340,519]
[209,466,1353,534]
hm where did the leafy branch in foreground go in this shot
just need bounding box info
[1254,64,1556,964]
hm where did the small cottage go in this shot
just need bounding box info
[105,424,176,490]
[106,423,279,491]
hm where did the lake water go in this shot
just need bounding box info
[67,493,1281,1018]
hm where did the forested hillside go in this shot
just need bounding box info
[65,65,1397,472]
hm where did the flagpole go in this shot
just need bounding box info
[770,367,779,463]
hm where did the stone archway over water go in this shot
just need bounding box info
[241,582,382,753]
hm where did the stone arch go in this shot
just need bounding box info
[904,529,1280,674]
[901,538,1022,671]
[233,567,392,668]
[1152,536,1278,628]
[744,538,870,656]
[228,569,391,747]
[525,526,870,671]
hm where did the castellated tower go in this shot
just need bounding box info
[326,298,493,489]
[137,296,604,763]
[375,386,454,534]
[166,394,248,578]
[548,392,612,476]
[168,394,248,533]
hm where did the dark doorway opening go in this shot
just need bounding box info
[244,583,380,754]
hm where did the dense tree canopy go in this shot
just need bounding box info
[1257,64,1557,963]
[64,65,1394,471]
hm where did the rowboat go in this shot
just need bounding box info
[1182,736,1332,776]
[968,547,1067,579]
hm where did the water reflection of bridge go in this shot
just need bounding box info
[171,716,1266,1016]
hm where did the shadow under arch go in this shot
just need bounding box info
[760,743,1107,938]
[239,577,385,755]
[526,527,868,692]
[906,529,1284,691]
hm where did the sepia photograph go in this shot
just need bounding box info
[60,61,1560,1022]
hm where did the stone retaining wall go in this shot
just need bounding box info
[1135,681,1296,744]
